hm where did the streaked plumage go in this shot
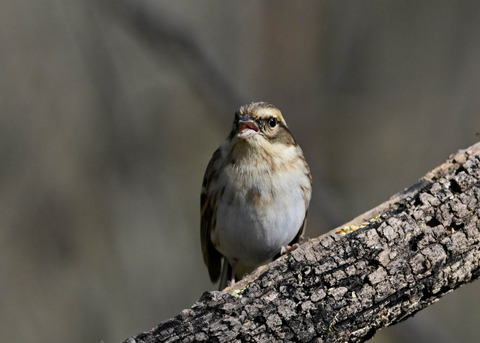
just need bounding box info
[201,102,312,289]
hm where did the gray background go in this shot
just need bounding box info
[1,1,479,342]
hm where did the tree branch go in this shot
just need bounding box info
[125,142,480,343]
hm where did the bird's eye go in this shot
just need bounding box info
[268,117,277,128]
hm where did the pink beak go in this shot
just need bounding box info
[237,115,259,139]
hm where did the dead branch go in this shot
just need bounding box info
[125,142,480,343]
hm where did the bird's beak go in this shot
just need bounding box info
[237,115,259,139]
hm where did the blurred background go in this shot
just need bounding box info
[1,1,479,342]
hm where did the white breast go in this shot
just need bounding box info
[211,144,310,267]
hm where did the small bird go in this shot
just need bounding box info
[201,102,312,290]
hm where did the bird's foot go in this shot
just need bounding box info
[280,243,300,256]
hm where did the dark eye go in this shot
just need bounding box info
[268,117,277,128]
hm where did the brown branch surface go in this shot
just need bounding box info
[125,142,480,343]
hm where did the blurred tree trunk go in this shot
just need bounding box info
[104,0,244,121]
[124,142,480,342]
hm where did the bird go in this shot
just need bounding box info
[200,102,312,290]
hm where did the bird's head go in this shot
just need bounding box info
[229,102,294,147]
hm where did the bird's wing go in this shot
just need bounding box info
[291,162,312,245]
[200,148,222,282]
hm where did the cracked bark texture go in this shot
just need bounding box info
[125,142,480,343]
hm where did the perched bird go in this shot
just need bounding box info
[201,102,312,290]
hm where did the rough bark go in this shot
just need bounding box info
[125,142,480,343]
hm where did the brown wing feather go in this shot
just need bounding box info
[200,148,223,282]
[290,157,312,245]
